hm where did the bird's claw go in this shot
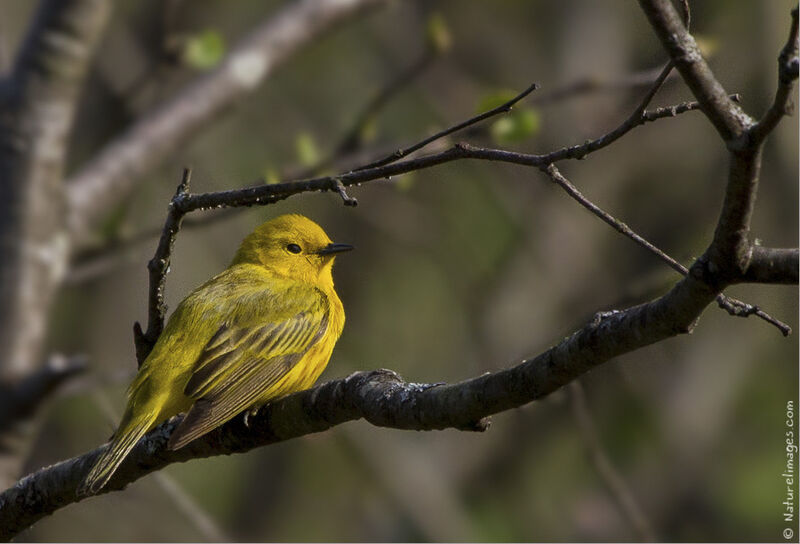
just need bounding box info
[243,406,261,428]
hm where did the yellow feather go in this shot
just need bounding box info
[80,214,351,494]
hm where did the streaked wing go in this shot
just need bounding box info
[168,286,329,449]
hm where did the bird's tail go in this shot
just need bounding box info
[78,413,154,495]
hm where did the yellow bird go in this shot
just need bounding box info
[80,214,352,494]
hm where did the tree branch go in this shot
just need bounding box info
[540,164,791,334]
[740,246,799,285]
[65,0,388,241]
[163,97,725,213]
[0,0,111,488]
[132,168,192,364]
[0,267,720,540]
[752,6,799,142]
[637,0,753,144]
[639,2,797,290]
[355,82,539,171]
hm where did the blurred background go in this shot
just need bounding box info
[3,0,797,541]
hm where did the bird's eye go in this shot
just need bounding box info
[286,243,302,254]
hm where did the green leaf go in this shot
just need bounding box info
[183,30,226,70]
[295,133,320,167]
[489,108,540,144]
[426,13,452,54]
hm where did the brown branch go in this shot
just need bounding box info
[167,97,721,213]
[0,267,721,539]
[637,0,753,144]
[540,164,790,334]
[354,82,539,171]
[133,168,191,365]
[639,1,797,302]
[752,6,799,143]
[740,246,799,285]
[65,0,389,242]
[136,94,787,351]
[0,0,111,488]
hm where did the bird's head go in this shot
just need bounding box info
[231,214,353,286]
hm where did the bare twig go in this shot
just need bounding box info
[541,164,791,335]
[133,168,191,365]
[569,382,656,542]
[354,82,539,171]
[752,6,799,142]
[324,49,438,168]
[331,178,358,206]
[168,96,723,213]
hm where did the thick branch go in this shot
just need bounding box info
[740,246,799,284]
[0,270,718,539]
[65,0,387,241]
[0,0,110,487]
[637,0,753,144]
[0,0,109,380]
[640,2,796,291]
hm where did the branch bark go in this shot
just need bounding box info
[637,0,753,144]
[0,0,111,488]
[639,1,798,287]
[0,272,718,540]
[741,247,799,284]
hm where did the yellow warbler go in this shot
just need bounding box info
[80,214,352,494]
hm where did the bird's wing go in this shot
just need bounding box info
[168,283,329,450]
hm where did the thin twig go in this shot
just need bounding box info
[331,178,358,206]
[752,6,799,142]
[354,82,539,171]
[67,70,713,282]
[569,382,656,542]
[133,168,191,365]
[324,50,437,167]
[540,164,791,335]
[175,96,727,213]
[638,0,752,143]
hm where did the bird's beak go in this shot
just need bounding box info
[316,243,355,256]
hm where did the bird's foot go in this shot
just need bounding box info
[243,406,261,428]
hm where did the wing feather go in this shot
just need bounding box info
[169,285,330,450]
